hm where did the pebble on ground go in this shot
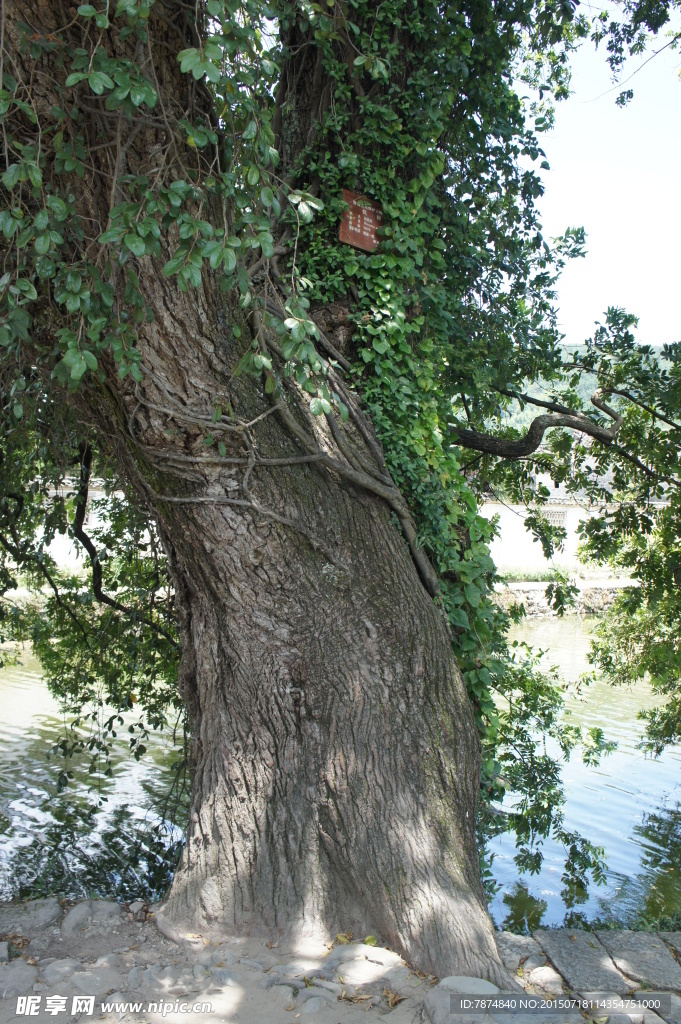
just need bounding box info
[1,900,680,1023]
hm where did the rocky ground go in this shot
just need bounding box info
[1,900,681,1024]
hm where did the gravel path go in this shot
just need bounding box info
[1,900,680,1023]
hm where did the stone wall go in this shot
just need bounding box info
[493,580,634,617]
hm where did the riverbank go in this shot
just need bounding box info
[1,899,681,1023]
[493,576,634,617]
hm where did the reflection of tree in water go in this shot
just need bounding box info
[559,827,608,927]
[501,883,548,934]
[0,718,188,902]
[596,804,681,926]
[7,804,185,902]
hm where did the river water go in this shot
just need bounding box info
[487,617,681,931]
[2,627,681,928]
[0,649,186,903]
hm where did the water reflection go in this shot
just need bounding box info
[600,806,681,925]
[0,648,187,902]
[4,631,681,924]
[501,883,548,934]
[488,617,681,930]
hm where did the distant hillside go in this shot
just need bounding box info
[500,344,671,433]
[500,371,598,432]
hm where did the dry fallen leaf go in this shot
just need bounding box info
[382,986,406,1009]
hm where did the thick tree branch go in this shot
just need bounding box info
[0,493,92,643]
[73,445,179,647]
[73,444,129,615]
[452,391,624,459]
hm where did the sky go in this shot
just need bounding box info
[534,35,681,349]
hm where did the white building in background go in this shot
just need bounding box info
[480,487,587,575]
[481,471,667,576]
[45,481,116,572]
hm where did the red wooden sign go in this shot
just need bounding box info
[339,189,383,252]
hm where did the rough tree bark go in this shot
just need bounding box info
[5,0,506,980]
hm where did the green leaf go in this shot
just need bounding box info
[34,234,51,255]
[65,72,88,87]
[2,164,21,188]
[70,356,88,380]
[162,252,186,276]
[65,271,82,293]
[204,38,223,61]
[99,226,124,244]
[129,85,147,107]
[15,279,37,300]
[178,48,201,73]
[202,240,223,269]
[77,3,97,14]
[259,235,274,258]
[297,202,313,223]
[242,120,257,140]
[124,233,146,258]
[88,71,114,94]
[26,163,42,188]
[46,196,68,220]
[310,397,331,416]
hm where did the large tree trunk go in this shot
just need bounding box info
[4,0,505,981]
[117,280,501,980]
